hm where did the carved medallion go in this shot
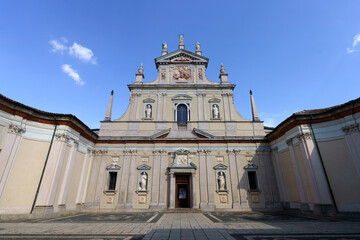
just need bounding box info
[172,66,191,81]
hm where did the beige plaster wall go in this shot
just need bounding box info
[66,151,85,206]
[0,138,49,213]
[54,145,71,206]
[294,144,313,203]
[318,139,360,211]
[279,150,301,203]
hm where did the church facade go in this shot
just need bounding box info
[0,36,359,218]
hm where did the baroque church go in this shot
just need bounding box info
[0,36,359,218]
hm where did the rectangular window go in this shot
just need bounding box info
[247,171,258,191]
[108,172,118,191]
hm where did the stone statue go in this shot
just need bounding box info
[145,104,152,118]
[212,105,219,118]
[218,171,226,191]
[138,63,144,74]
[179,34,184,44]
[162,43,167,50]
[139,172,148,191]
[196,42,200,51]
[212,104,219,119]
[220,63,225,74]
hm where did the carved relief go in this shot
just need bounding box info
[198,69,203,80]
[8,124,26,135]
[172,66,191,81]
[171,56,192,62]
[161,69,166,81]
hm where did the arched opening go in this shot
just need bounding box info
[177,104,188,124]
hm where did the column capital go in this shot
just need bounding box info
[8,124,26,135]
[271,147,278,153]
[226,149,234,155]
[233,149,241,155]
[297,132,312,141]
[72,139,79,148]
[342,123,359,134]
[124,149,136,155]
[55,133,70,142]
[286,138,293,146]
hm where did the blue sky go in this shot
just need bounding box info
[1,1,360,128]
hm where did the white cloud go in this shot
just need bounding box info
[346,33,360,54]
[49,39,67,53]
[61,64,85,85]
[69,42,97,64]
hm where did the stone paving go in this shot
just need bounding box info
[0,212,359,239]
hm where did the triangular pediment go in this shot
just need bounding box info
[213,163,228,170]
[155,49,209,69]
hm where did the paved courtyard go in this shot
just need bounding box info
[0,211,359,239]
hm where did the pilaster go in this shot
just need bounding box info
[342,124,360,177]
[286,138,307,204]
[169,172,175,209]
[156,93,161,121]
[76,148,91,204]
[196,93,202,120]
[272,147,289,203]
[205,150,215,209]
[125,150,137,208]
[93,150,108,207]
[117,150,131,208]
[158,150,167,208]
[36,132,68,208]
[150,150,160,208]
[221,93,229,121]
[0,124,26,200]
[234,150,248,207]
[227,150,240,208]
[162,93,167,121]
[57,139,79,207]
[197,150,207,208]
[202,93,207,120]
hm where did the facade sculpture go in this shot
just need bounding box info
[0,36,359,218]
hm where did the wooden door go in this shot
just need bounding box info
[175,174,190,208]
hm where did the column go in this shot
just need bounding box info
[205,150,215,207]
[257,150,272,205]
[227,150,240,208]
[298,132,332,204]
[197,93,202,120]
[156,93,161,121]
[221,93,229,121]
[286,139,307,203]
[198,150,207,208]
[57,140,79,206]
[297,133,321,204]
[81,149,94,204]
[150,150,160,207]
[343,124,360,177]
[234,150,248,206]
[125,150,137,208]
[192,172,198,208]
[0,124,25,200]
[169,172,175,209]
[202,93,207,120]
[117,150,131,208]
[228,93,234,121]
[135,93,142,120]
[262,150,280,203]
[272,147,289,202]
[93,150,108,206]
[76,148,91,204]
[158,150,167,208]
[128,93,135,120]
[162,94,167,121]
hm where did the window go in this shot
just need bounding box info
[107,172,118,191]
[247,171,258,191]
[177,104,187,124]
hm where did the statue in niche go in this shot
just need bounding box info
[139,172,148,191]
[212,104,219,119]
[145,104,152,118]
[218,171,226,191]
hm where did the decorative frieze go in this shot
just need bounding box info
[55,133,70,142]
[93,150,108,155]
[124,149,136,155]
[8,124,26,135]
[342,123,359,134]
[152,149,166,155]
